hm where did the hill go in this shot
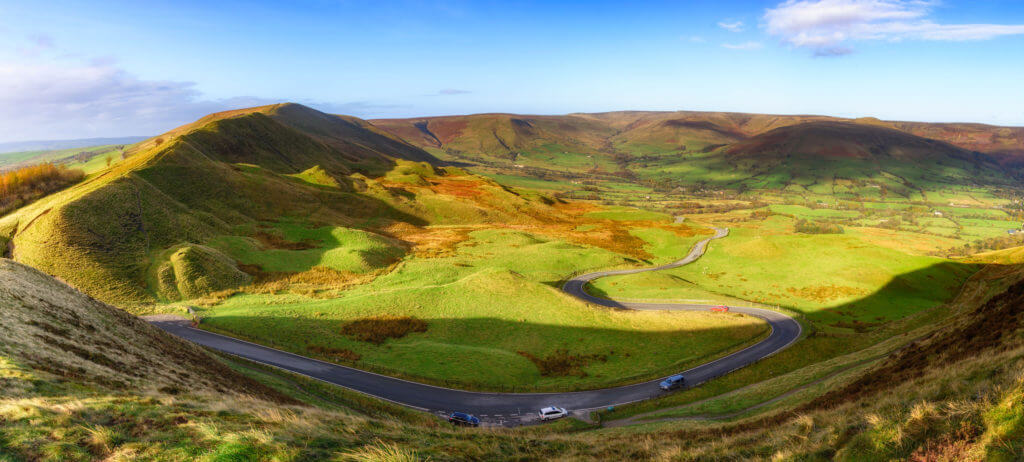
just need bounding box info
[373,111,1024,190]
[716,121,1008,191]
[0,103,562,305]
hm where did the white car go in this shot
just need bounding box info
[538,406,568,421]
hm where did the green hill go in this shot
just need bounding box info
[0,103,562,305]
[713,121,1010,192]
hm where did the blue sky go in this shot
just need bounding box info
[1,0,1023,142]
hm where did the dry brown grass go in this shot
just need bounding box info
[341,316,428,345]
[382,222,475,258]
[0,259,296,404]
[427,177,488,198]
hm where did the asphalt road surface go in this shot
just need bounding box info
[147,227,801,425]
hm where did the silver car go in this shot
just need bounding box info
[538,406,568,421]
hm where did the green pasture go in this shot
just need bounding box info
[591,216,978,325]
[197,229,769,391]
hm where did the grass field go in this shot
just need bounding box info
[196,228,770,391]
[591,216,977,326]
[584,205,673,222]
[208,221,405,274]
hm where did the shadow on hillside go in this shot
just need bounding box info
[788,260,986,330]
[585,258,987,330]
[197,313,771,392]
[200,259,1020,395]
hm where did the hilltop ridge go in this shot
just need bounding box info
[0,104,561,305]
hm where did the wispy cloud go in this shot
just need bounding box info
[0,56,396,142]
[718,20,745,32]
[438,88,470,95]
[722,41,764,50]
[18,34,55,57]
[688,36,707,43]
[765,0,1024,55]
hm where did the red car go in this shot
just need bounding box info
[711,305,729,313]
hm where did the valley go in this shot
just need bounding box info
[2,103,1023,460]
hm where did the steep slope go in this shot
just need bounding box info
[0,258,289,399]
[0,104,562,305]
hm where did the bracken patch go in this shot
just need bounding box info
[341,316,428,345]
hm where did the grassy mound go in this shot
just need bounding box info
[287,165,345,189]
[154,244,252,300]
[210,223,404,274]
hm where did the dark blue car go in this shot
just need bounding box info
[660,374,686,391]
[448,412,480,427]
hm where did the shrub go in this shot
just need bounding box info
[794,219,844,234]
[341,316,428,345]
[0,163,84,215]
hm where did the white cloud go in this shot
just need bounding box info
[765,0,1024,54]
[0,60,264,142]
[0,56,398,143]
[722,41,764,50]
[718,20,745,32]
[438,88,470,95]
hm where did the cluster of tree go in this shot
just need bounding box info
[0,163,84,215]
[794,219,844,234]
[667,200,768,214]
[932,233,1024,257]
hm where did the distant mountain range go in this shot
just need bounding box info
[0,136,150,155]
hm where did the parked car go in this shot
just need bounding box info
[538,406,568,421]
[711,305,729,313]
[448,412,480,427]
[660,374,686,391]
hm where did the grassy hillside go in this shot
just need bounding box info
[2,252,1021,460]
[0,103,572,305]
[0,258,288,400]
[374,110,1023,193]
[197,227,766,391]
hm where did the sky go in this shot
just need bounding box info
[1,0,1023,142]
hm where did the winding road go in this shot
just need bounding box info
[147,226,802,425]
